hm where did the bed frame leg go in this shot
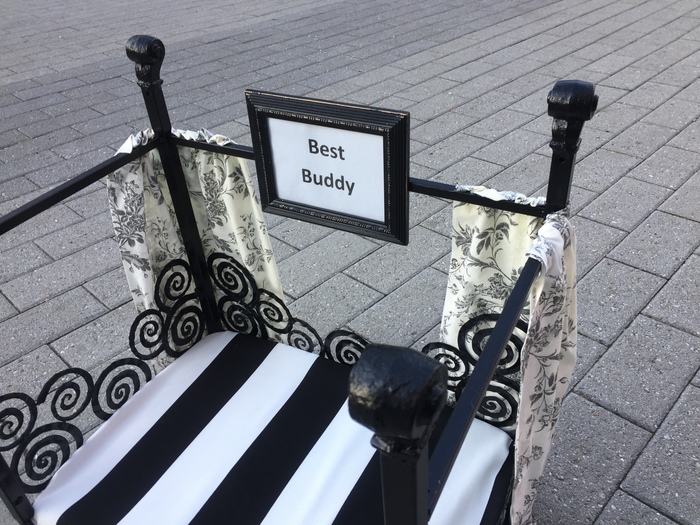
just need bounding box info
[0,457,33,525]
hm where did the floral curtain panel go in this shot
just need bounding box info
[108,129,285,361]
[441,188,576,525]
[440,186,545,343]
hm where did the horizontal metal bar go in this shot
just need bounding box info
[0,143,157,236]
[427,257,541,514]
[165,141,560,219]
[1,141,557,236]
[167,143,556,218]
[409,178,557,218]
[169,136,255,160]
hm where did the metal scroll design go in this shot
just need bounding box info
[422,313,526,434]
[0,259,200,493]
[322,330,368,365]
[127,251,369,364]
[207,252,368,365]
[0,359,153,493]
[129,259,206,360]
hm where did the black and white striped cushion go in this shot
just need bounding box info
[33,332,511,525]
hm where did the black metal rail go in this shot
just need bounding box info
[426,257,540,515]
[169,135,255,160]
[409,178,554,218]
[0,143,157,236]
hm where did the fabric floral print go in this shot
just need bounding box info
[108,128,285,347]
[441,190,576,525]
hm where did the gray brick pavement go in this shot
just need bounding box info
[2,0,700,523]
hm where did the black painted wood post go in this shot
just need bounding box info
[546,80,598,210]
[349,345,447,525]
[125,35,223,334]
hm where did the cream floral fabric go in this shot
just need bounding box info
[441,190,576,525]
[108,129,284,352]
[440,189,544,346]
[512,211,576,525]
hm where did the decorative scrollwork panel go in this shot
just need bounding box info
[0,394,37,453]
[457,313,527,377]
[11,423,83,492]
[473,377,519,432]
[0,249,527,494]
[208,252,324,352]
[129,259,205,360]
[37,369,93,423]
[0,357,157,493]
[92,359,153,420]
[323,330,369,366]
[422,342,469,404]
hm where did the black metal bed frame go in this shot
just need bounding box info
[0,35,596,525]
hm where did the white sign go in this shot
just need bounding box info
[267,118,385,222]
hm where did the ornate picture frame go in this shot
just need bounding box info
[246,90,410,244]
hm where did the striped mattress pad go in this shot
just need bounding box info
[33,331,511,525]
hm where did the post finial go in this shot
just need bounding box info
[125,35,165,87]
[547,80,598,150]
[545,80,598,209]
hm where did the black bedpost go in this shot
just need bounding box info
[349,345,447,525]
[125,35,223,334]
[546,80,598,210]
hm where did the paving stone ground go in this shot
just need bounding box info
[2,0,700,523]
